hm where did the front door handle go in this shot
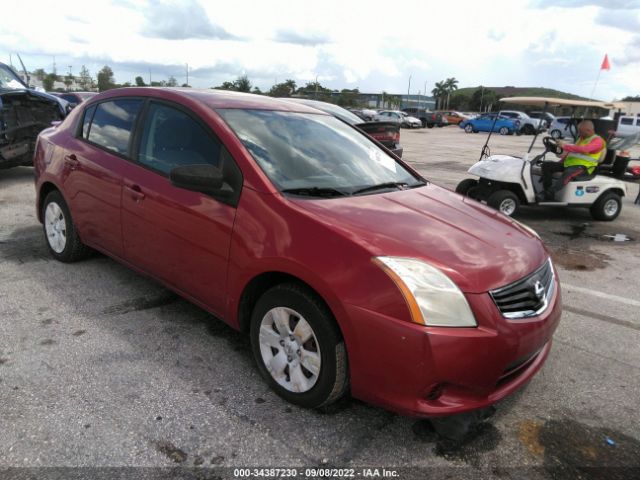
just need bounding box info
[125,184,145,202]
[64,154,79,169]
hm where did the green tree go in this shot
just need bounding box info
[97,66,115,92]
[43,73,57,92]
[444,77,459,109]
[621,95,640,101]
[135,76,146,87]
[268,79,297,97]
[213,81,236,90]
[337,88,360,107]
[470,86,499,112]
[33,68,46,81]
[64,74,73,91]
[431,81,447,110]
[252,86,262,94]
[233,75,252,92]
[449,92,470,110]
[167,76,178,87]
[78,65,92,90]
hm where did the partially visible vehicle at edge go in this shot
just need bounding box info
[377,110,421,129]
[34,87,561,417]
[439,111,468,125]
[616,114,640,136]
[499,110,545,135]
[348,108,377,122]
[0,62,67,169]
[459,113,519,135]
[399,112,422,128]
[51,91,97,109]
[283,98,403,157]
[528,111,556,128]
[401,107,444,128]
[548,116,573,139]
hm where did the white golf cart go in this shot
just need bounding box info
[456,97,634,221]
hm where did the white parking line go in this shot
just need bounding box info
[563,283,640,308]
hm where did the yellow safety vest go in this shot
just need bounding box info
[563,134,606,174]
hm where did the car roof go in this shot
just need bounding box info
[88,87,330,115]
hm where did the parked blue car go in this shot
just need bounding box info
[459,114,519,135]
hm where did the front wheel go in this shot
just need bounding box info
[464,124,474,133]
[487,190,520,216]
[250,283,349,409]
[455,178,478,196]
[499,126,509,135]
[590,191,621,221]
[42,190,91,262]
[550,129,562,139]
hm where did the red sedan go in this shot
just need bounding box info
[33,88,561,417]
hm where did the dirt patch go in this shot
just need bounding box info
[153,440,187,463]
[101,291,179,315]
[0,225,50,264]
[549,247,610,271]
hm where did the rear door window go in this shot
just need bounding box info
[87,99,143,155]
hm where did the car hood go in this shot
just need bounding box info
[290,184,547,293]
[0,88,67,115]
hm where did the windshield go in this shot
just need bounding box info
[217,109,423,196]
[0,64,28,90]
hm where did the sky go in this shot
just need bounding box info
[1,0,639,100]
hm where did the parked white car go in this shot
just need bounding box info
[498,110,545,135]
[377,110,422,128]
[548,116,573,139]
[616,114,640,136]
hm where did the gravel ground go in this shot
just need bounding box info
[1,126,639,479]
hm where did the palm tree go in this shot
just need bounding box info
[431,81,447,110]
[444,77,459,110]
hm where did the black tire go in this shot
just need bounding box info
[550,129,562,139]
[590,191,621,221]
[427,123,434,129]
[250,283,349,409]
[499,126,509,135]
[523,124,535,135]
[464,124,474,133]
[41,190,91,262]
[455,178,478,196]
[487,190,519,216]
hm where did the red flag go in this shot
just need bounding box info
[601,54,610,70]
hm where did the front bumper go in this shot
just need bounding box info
[343,282,561,417]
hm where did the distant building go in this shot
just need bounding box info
[297,91,436,110]
[612,101,640,117]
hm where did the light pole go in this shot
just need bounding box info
[423,80,427,109]
[406,74,412,109]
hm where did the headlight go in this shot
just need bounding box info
[373,257,477,327]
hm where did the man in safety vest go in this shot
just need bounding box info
[538,120,606,201]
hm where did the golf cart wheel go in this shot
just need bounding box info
[455,179,478,196]
[250,283,349,409]
[499,126,509,136]
[550,129,562,139]
[487,190,519,216]
[464,124,474,133]
[590,191,621,221]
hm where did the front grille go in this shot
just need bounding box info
[490,259,555,319]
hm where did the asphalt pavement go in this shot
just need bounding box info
[1,127,639,479]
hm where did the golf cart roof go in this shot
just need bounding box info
[502,96,625,110]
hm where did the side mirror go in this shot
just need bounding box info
[170,164,228,196]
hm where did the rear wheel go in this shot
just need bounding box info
[590,191,621,221]
[499,126,509,135]
[42,190,91,262]
[455,179,478,196]
[464,124,474,133]
[523,124,535,135]
[550,129,562,139]
[487,190,519,216]
[250,283,349,409]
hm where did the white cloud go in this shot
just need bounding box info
[0,0,638,99]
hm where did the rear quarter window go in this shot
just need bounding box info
[86,99,143,155]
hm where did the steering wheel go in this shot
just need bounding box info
[542,136,563,155]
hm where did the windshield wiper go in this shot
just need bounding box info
[352,181,424,195]
[281,187,348,197]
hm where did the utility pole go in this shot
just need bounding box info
[53,56,57,76]
[423,80,427,109]
[186,63,189,87]
[407,74,412,109]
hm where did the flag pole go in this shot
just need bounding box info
[589,69,602,100]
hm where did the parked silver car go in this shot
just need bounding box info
[377,110,422,128]
[498,110,545,135]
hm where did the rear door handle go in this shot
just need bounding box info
[64,154,79,169]
[125,184,145,202]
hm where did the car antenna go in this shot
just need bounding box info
[16,53,30,86]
